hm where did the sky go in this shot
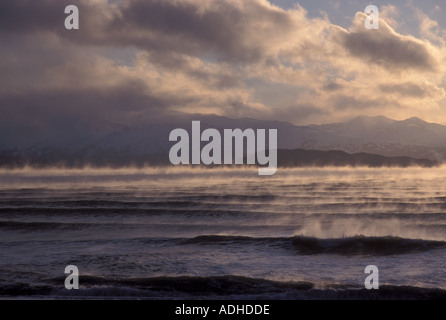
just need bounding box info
[1,0,446,146]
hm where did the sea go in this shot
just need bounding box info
[0,166,445,300]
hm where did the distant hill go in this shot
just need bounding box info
[2,113,446,166]
[0,148,437,169]
[277,149,438,168]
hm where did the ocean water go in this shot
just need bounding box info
[0,166,445,300]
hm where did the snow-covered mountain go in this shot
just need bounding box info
[2,114,446,167]
[83,114,446,160]
[310,115,446,159]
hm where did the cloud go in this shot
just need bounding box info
[416,9,446,47]
[0,0,295,63]
[336,12,439,72]
[322,81,345,92]
[332,94,388,111]
[0,0,68,33]
[380,4,400,29]
[272,104,326,124]
[111,0,295,62]
[0,0,445,148]
[379,82,445,99]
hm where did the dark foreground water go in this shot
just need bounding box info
[0,167,445,299]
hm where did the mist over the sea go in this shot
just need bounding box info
[1,167,445,299]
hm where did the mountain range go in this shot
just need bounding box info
[1,114,445,168]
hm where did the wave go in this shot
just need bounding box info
[291,236,446,255]
[2,275,446,300]
[0,208,248,217]
[0,194,276,207]
[182,235,446,255]
[0,220,107,231]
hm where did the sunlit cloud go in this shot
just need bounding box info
[0,0,445,148]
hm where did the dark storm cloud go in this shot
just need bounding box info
[0,83,186,148]
[0,83,167,124]
[104,0,293,62]
[0,0,293,63]
[0,0,70,33]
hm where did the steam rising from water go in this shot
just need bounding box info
[1,166,446,241]
[1,166,446,295]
